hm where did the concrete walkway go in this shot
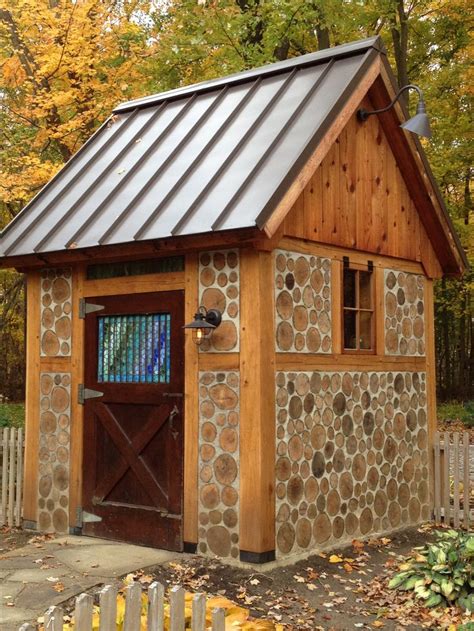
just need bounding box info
[0,535,179,629]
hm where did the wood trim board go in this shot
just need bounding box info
[23,272,41,522]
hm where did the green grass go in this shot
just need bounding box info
[0,403,25,428]
[438,400,474,428]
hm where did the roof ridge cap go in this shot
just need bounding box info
[114,36,384,113]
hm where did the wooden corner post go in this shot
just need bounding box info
[239,248,276,563]
[183,252,199,546]
[23,271,41,524]
[424,279,437,514]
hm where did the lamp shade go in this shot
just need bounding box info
[183,308,222,345]
[400,100,432,139]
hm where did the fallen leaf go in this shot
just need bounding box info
[329,555,343,563]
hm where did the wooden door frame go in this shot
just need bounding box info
[80,288,186,548]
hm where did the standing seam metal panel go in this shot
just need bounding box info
[0,42,384,258]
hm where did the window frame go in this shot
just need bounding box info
[341,263,376,354]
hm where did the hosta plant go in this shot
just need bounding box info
[389,529,474,612]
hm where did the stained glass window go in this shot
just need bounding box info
[97,314,171,383]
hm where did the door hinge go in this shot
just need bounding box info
[78,384,104,405]
[77,507,102,524]
[79,298,104,319]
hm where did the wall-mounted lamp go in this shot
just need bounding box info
[184,306,222,345]
[357,84,432,139]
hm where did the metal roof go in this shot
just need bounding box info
[0,37,382,258]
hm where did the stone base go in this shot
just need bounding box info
[239,549,276,564]
[69,526,82,535]
[22,520,37,531]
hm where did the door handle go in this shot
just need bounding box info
[163,393,183,398]
[169,404,180,439]
[169,404,180,421]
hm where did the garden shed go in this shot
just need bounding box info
[0,36,466,564]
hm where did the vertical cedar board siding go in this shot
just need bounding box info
[283,97,443,279]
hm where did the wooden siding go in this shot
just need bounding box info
[282,98,443,279]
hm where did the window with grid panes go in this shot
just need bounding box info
[343,267,374,351]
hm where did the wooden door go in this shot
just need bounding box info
[82,291,184,550]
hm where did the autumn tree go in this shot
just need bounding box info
[0,0,472,400]
[0,0,157,398]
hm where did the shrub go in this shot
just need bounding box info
[0,403,25,428]
[389,530,474,612]
[437,400,474,428]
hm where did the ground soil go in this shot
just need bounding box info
[0,526,34,553]
[438,418,474,441]
[1,526,470,630]
[141,527,439,630]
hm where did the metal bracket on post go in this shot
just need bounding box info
[79,298,104,319]
[76,506,102,524]
[78,384,104,405]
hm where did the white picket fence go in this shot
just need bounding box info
[433,430,473,529]
[18,583,228,631]
[0,426,24,527]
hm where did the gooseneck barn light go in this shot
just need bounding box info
[184,306,222,345]
[357,84,432,139]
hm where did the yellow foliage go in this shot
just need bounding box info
[41,586,284,631]
[0,0,155,222]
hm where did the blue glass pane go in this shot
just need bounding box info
[97,313,171,383]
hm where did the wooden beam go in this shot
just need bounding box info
[23,272,41,523]
[239,249,276,556]
[424,279,437,516]
[38,358,72,372]
[1,228,262,272]
[69,265,85,527]
[331,259,342,354]
[198,353,240,371]
[278,237,425,276]
[276,353,427,372]
[83,272,185,298]
[263,56,381,238]
[183,253,199,544]
[375,267,385,354]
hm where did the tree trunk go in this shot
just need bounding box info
[316,25,330,50]
[390,0,410,106]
